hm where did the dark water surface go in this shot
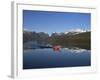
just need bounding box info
[23,48,91,69]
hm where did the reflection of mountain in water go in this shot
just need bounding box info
[23,46,91,69]
[23,41,90,54]
[64,47,90,53]
[23,41,52,49]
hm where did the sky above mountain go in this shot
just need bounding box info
[23,10,91,35]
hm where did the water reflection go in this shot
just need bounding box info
[53,45,61,52]
[64,47,90,53]
[23,46,91,69]
[52,45,90,53]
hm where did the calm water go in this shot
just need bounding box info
[23,48,91,69]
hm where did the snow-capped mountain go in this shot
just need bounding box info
[23,28,33,33]
[51,29,90,36]
[64,29,88,36]
[71,29,86,33]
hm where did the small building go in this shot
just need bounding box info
[53,45,62,52]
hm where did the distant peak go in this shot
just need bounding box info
[24,28,33,32]
[70,29,86,33]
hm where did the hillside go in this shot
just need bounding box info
[49,32,91,50]
[23,30,91,50]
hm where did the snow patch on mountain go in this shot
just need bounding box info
[70,29,86,33]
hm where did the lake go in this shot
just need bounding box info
[23,47,91,69]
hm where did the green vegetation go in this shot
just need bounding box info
[49,32,90,50]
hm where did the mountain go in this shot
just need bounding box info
[51,29,88,36]
[49,31,91,50]
[23,28,91,50]
[64,29,87,36]
[65,31,82,36]
[23,30,49,44]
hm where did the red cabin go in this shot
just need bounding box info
[53,45,62,52]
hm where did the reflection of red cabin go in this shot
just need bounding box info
[53,45,61,52]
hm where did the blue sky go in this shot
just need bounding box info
[23,10,91,35]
